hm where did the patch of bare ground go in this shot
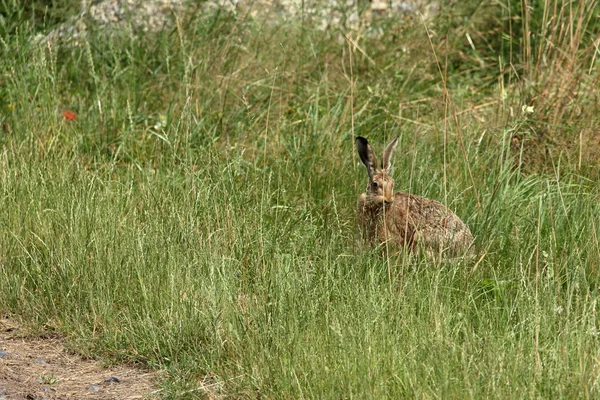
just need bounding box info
[0,317,159,400]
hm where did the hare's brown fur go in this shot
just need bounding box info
[356,136,474,257]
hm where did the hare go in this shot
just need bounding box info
[356,136,474,258]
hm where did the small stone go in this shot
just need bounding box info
[104,376,121,383]
[371,0,388,11]
[0,351,9,358]
[88,385,101,392]
[35,358,49,366]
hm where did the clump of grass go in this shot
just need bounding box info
[512,0,600,174]
[435,0,600,174]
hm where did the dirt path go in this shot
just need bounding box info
[0,317,159,400]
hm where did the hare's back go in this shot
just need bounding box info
[392,191,473,255]
[393,191,470,234]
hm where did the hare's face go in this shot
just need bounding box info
[356,136,399,207]
[366,170,395,205]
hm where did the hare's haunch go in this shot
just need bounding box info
[356,136,474,257]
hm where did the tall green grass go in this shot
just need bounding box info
[1,1,600,398]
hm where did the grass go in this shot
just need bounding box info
[1,0,600,398]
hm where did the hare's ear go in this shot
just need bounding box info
[381,137,399,173]
[356,136,378,181]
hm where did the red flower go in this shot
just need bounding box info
[62,110,77,121]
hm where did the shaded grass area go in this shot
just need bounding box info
[1,1,600,398]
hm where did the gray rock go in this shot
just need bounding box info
[88,385,101,391]
[0,350,9,358]
[40,0,188,45]
[40,0,441,46]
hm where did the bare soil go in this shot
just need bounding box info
[0,317,159,400]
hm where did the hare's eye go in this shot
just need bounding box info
[372,182,378,189]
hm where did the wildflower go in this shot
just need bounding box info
[555,305,563,314]
[7,104,15,112]
[153,114,167,131]
[62,110,77,121]
[521,105,534,114]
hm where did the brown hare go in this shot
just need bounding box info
[356,136,474,258]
